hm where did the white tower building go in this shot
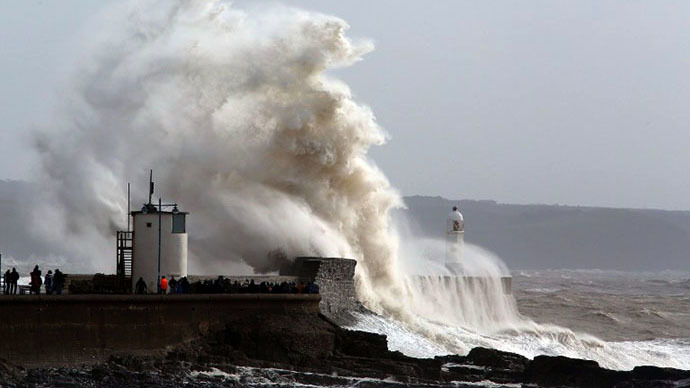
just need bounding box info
[131,202,188,293]
[445,206,464,264]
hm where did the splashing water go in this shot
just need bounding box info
[32,0,689,371]
[32,1,403,308]
[351,235,690,370]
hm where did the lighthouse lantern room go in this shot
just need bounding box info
[445,206,464,265]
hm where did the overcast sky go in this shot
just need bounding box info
[1,1,689,210]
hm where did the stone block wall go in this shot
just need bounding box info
[286,257,359,324]
[0,294,320,367]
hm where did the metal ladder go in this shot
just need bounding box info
[116,231,133,292]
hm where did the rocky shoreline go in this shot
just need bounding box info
[1,312,688,387]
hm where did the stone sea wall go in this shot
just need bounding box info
[283,257,360,324]
[0,294,319,367]
[0,257,356,368]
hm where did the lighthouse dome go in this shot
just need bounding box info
[447,206,464,233]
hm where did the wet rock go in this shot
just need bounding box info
[630,365,690,381]
[334,328,389,359]
[435,350,527,384]
[466,347,529,371]
[525,355,622,387]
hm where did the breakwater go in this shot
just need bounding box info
[0,257,357,367]
[1,257,690,387]
[0,294,319,367]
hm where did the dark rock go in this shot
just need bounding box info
[466,347,529,371]
[334,328,390,358]
[630,365,690,381]
[614,380,679,388]
[435,349,528,384]
[525,355,622,387]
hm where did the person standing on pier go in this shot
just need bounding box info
[160,276,168,294]
[168,276,177,294]
[2,270,9,294]
[135,277,147,294]
[52,269,65,295]
[30,266,42,295]
[44,270,53,295]
[9,268,18,294]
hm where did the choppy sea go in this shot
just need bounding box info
[347,269,690,371]
[513,269,690,342]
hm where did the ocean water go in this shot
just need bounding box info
[348,269,690,371]
[513,269,690,342]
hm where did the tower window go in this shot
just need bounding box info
[172,214,186,233]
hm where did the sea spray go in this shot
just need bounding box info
[353,235,690,370]
[396,234,520,331]
[31,0,405,312]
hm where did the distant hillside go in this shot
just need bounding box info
[2,179,689,271]
[400,196,690,271]
[0,180,52,267]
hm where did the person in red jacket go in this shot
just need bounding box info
[160,276,168,294]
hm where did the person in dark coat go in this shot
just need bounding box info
[52,269,65,295]
[30,265,42,295]
[135,277,147,294]
[3,270,9,294]
[179,277,190,294]
[168,276,178,294]
[9,268,19,294]
[44,270,53,295]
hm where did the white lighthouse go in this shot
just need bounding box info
[445,206,464,265]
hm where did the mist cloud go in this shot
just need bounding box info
[33,1,401,303]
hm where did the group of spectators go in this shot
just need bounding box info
[3,268,320,296]
[134,275,319,295]
[193,277,320,295]
[134,275,192,294]
[2,265,66,295]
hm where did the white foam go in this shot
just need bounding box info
[350,296,690,370]
[451,382,522,388]
[191,365,439,387]
[350,234,690,371]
